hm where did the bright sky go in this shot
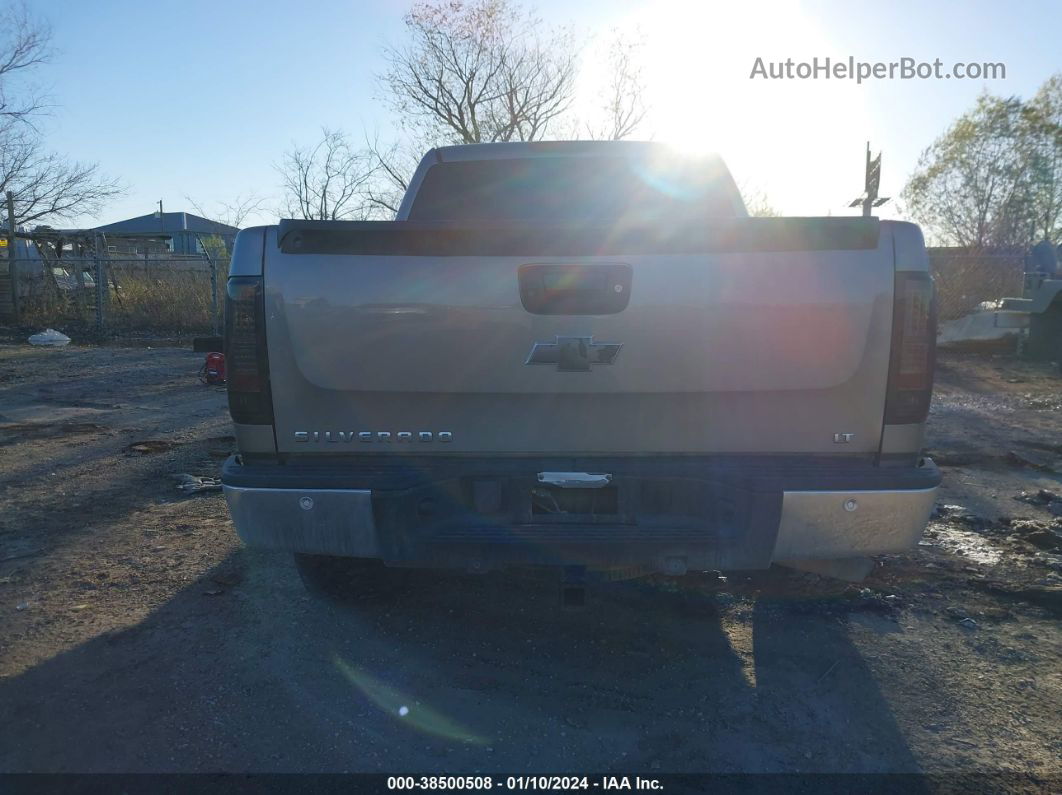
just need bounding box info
[35,0,1062,228]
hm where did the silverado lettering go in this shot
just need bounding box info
[294,431,453,443]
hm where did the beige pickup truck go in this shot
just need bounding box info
[220,141,940,597]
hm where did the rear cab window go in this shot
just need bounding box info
[408,155,747,223]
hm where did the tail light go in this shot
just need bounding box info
[224,276,274,425]
[884,271,936,424]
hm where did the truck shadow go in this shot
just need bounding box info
[0,552,922,775]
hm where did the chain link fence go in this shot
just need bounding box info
[6,254,228,338]
[928,248,1026,321]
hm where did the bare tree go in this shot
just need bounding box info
[366,0,582,218]
[0,3,51,128]
[185,192,269,228]
[0,5,120,228]
[363,134,421,218]
[0,123,120,227]
[740,184,779,217]
[586,31,648,141]
[380,0,578,145]
[276,129,377,220]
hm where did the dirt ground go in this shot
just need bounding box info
[0,343,1059,783]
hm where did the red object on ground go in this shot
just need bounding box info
[205,352,226,385]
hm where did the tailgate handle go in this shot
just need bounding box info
[518,263,632,315]
[537,472,613,489]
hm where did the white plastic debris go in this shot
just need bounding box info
[28,328,71,346]
[172,474,222,494]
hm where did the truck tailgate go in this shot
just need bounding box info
[264,219,894,456]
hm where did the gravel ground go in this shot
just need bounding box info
[0,343,1059,783]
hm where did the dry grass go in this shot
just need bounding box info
[17,260,228,335]
[106,265,224,332]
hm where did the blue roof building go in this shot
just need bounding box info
[94,211,239,255]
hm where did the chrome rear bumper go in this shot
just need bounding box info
[772,485,938,560]
[225,486,378,558]
[223,460,939,569]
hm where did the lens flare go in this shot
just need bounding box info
[333,655,488,744]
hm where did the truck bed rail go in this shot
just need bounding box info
[277,217,882,257]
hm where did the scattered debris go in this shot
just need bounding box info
[933,503,972,519]
[846,587,902,613]
[1016,489,1060,506]
[172,474,222,494]
[921,524,1003,565]
[923,451,983,467]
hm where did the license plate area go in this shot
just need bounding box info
[531,485,619,519]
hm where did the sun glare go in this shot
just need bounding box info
[611,0,874,215]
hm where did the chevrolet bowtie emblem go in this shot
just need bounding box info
[525,336,623,372]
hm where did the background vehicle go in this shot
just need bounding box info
[221,141,940,596]
[994,240,1062,371]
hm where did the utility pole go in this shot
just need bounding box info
[6,191,18,323]
[849,142,890,217]
[94,232,106,331]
